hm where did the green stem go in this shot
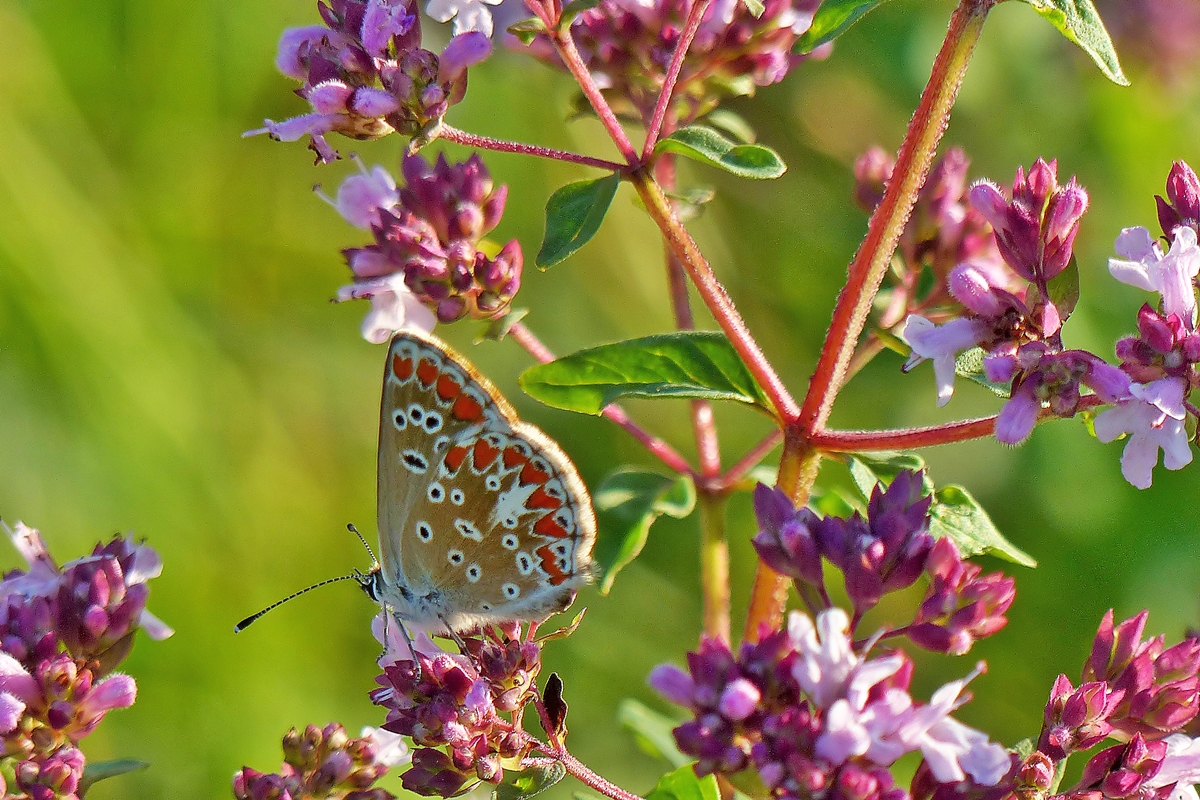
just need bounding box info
[794,0,994,438]
[699,491,731,643]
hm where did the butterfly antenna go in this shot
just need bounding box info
[347,523,379,568]
[234,573,367,633]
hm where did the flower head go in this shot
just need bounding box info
[1094,378,1193,489]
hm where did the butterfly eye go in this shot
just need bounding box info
[401,450,429,474]
[501,534,519,550]
[391,410,408,430]
[449,488,465,505]
[465,564,481,583]
[416,521,434,542]
[502,515,518,529]
[427,483,445,503]
[407,404,425,424]
[515,553,534,575]
[502,583,520,599]
[433,436,450,453]
[423,412,443,433]
[479,602,492,612]
[485,476,501,491]
[447,549,465,565]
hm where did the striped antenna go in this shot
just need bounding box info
[234,524,380,633]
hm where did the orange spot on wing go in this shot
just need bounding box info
[392,355,414,381]
[533,514,569,539]
[436,375,462,402]
[527,487,561,511]
[520,462,551,486]
[472,439,500,471]
[452,393,483,422]
[502,447,529,470]
[444,446,469,473]
[536,544,570,585]
[416,358,439,387]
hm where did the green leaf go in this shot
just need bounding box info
[1012,737,1037,760]
[955,347,1012,398]
[667,186,717,222]
[476,307,529,343]
[536,173,621,268]
[559,0,603,27]
[794,0,890,54]
[654,126,786,180]
[593,468,696,593]
[741,0,765,17]
[492,762,567,800]
[617,699,690,768]
[702,109,757,143]
[519,332,773,415]
[506,17,548,45]
[79,759,150,796]
[847,452,932,500]
[1016,0,1127,85]
[809,486,862,518]
[1031,255,1081,320]
[648,766,721,800]
[929,485,1037,567]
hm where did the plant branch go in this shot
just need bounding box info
[507,322,698,478]
[629,169,800,422]
[699,491,731,643]
[526,734,646,800]
[641,0,713,158]
[794,0,994,437]
[811,416,998,452]
[548,29,640,163]
[713,429,784,491]
[439,124,626,172]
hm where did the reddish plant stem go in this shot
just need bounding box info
[746,0,993,641]
[439,124,625,172]
[630,169,800,422]
[527,735,646,800]
[794,0,993,437]
[811,416,997,452]
[713,429,784,491]
[548,29,639,164]
[508,322,698,478]
[641,0,713,158]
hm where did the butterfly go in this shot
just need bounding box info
[362,330,597,635]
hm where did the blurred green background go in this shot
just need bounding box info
[1,0,1199,797]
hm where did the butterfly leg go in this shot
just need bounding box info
[392,609,424,681]
[438,614,470,653]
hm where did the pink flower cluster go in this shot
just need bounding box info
[332,152,522,342]
[0,522,171,799]
[650,608,1012,800]
[901,159,1200,489]
[753,471,1014,656]
[247,0,492,164]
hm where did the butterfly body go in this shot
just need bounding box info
[373,331,596,633]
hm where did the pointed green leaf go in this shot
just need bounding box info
[648,766,721,800]
[929,485,1037,567]
[507,17,548,45]
[537,173,621,268]
[617,699,690,768]
[1016,0,1127,85]
[794,0,890,54]
[741,0,765,17]
[654,126,786,180]
[1029,255,1081,320]
[560,0,603,27]
[79,759,150,796]
[594,469,696,593]
[518,332,773,415]
[847,452,932,500]
[477,307,529,343]
[703,109,757,143]
[955,347,1012,398]
[492,762,567,800]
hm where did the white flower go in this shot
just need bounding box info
[1148,734,1200,800]
[320,159,399,230]
[1094,377,1193,489]
[361,725,412,768]
[902,315,989,407]
[1109,226,1200,325]
[338,274,437,344]
[789,608,858,709]
[426,0,503,37]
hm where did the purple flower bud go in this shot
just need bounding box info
[751,484,823,587]
[853,147,894,212]
[718,678,762,720]
[439,32,493,85]
[1158,160,1200,238]
[649,664,696,706]
[1042,179,1089,279]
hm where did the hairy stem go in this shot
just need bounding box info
[699,491,732,643]
[794,0,993,437]
[439,124,625,171]
[527,735,647,800]
[629,169,800,421]
[811,416,998,451]
[508,322,698,477]
[548,29,639,163]
[642,0,713,158]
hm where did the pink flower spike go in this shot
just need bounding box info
[948,265,1005,317]
[338,274,437,344]
[1110,226,1200,325]
[83,673,138,716]
[275,26,341,80]
[1094,377,1193,489]
[305,79,355,113]
[902,315,987,407]
[361,0,417,57]
[327,161,400,229]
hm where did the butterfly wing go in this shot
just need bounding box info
[377,331,596,630]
